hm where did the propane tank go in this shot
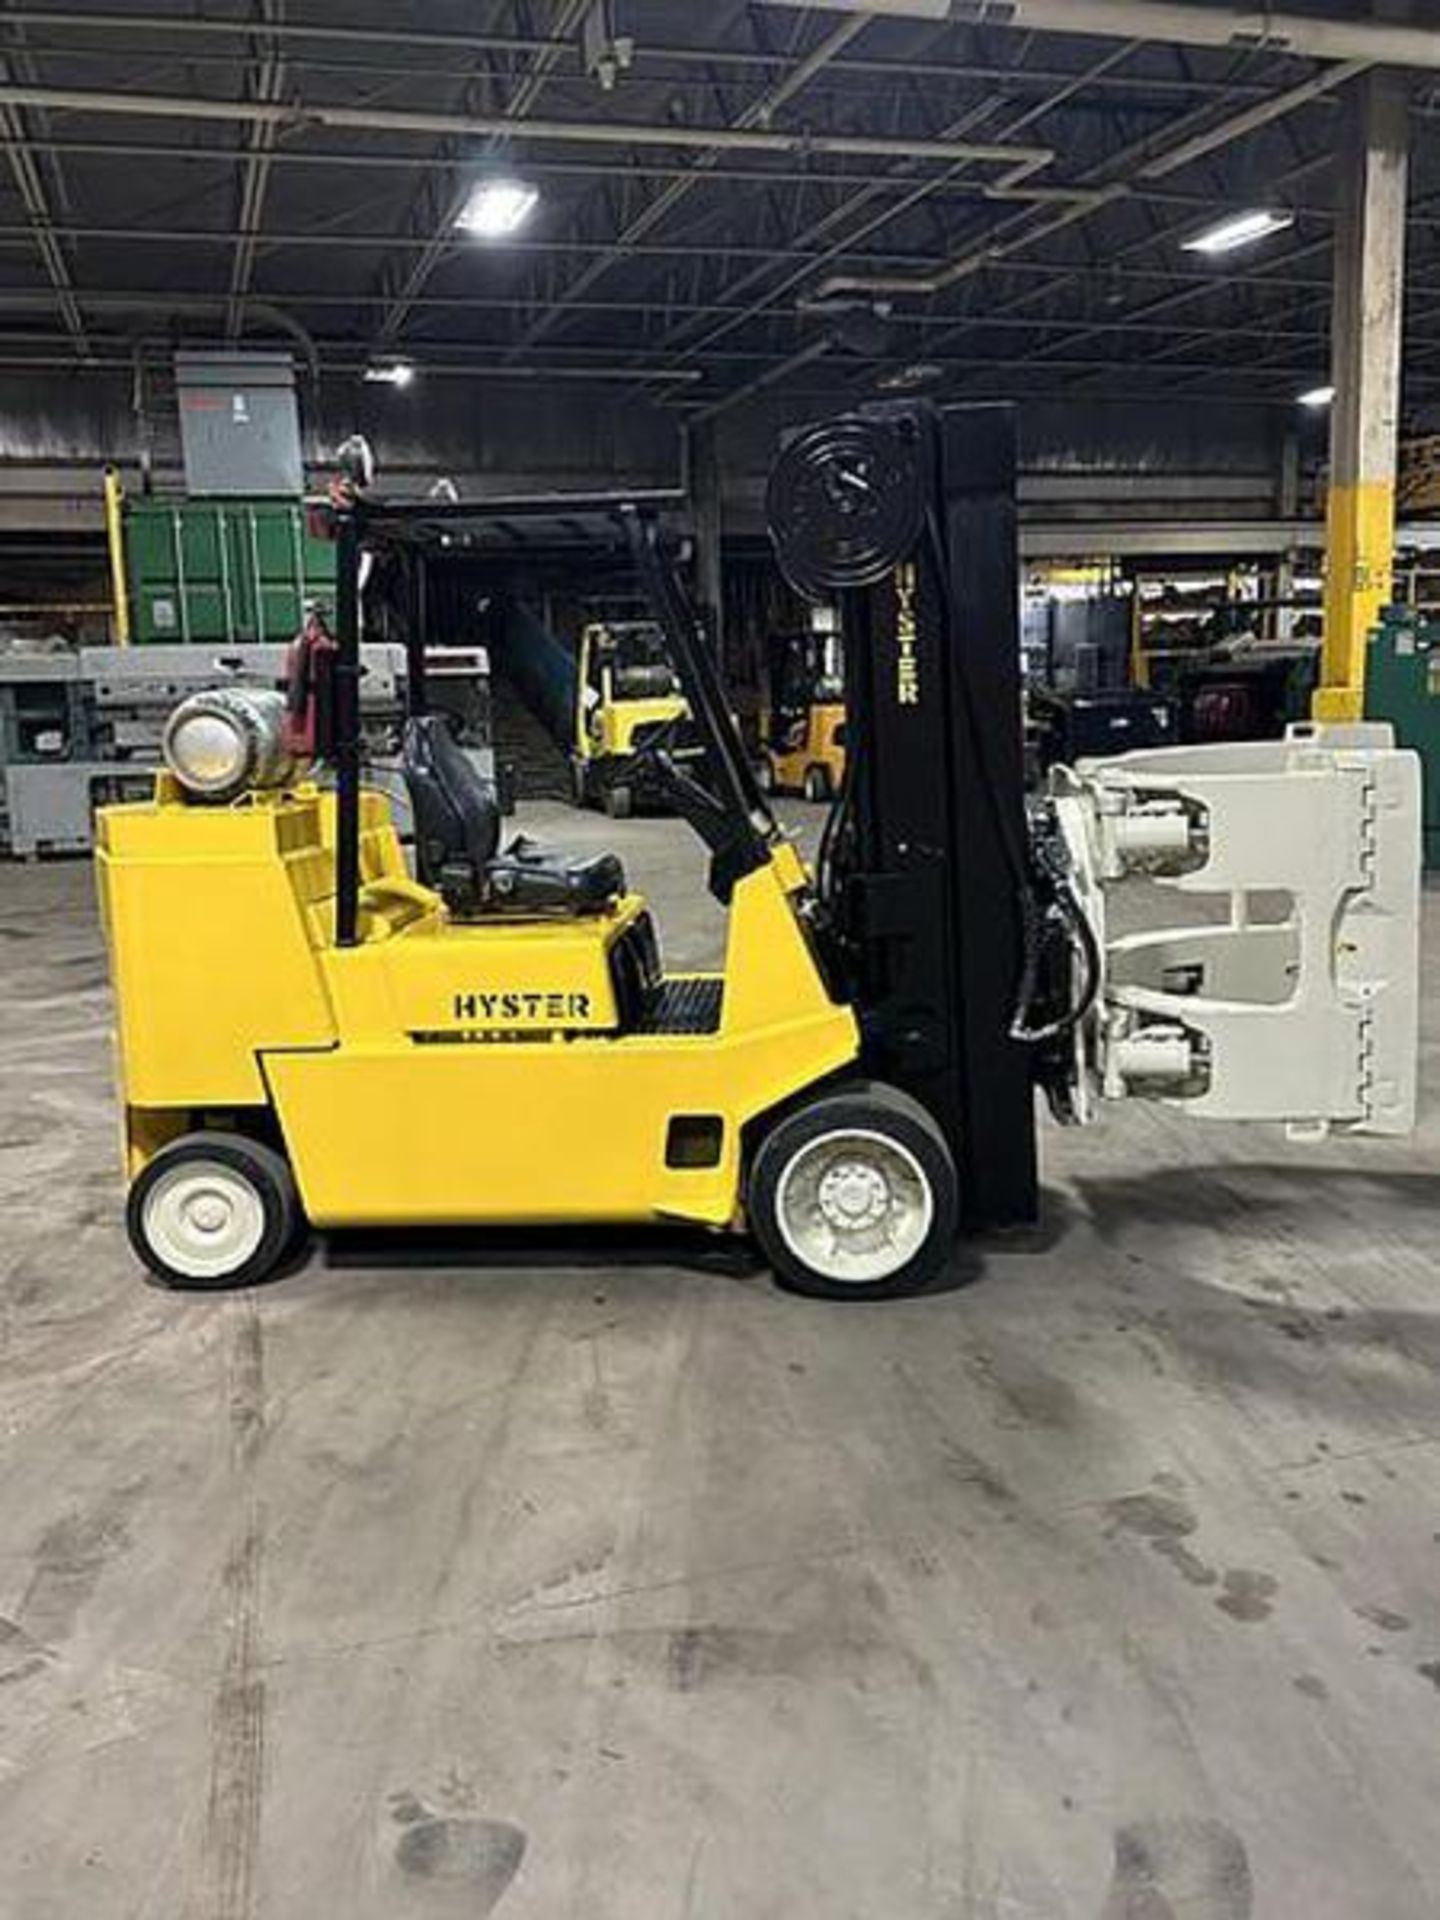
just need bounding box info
[162,686,304,802]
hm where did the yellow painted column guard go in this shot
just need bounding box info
[103,465,131,649]
[1314,478,1396,724]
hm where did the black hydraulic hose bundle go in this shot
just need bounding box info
[918,503,1099,1047]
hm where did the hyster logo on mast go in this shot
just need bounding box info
[894,561,920,707]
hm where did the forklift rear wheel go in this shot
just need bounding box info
[748,1082,957,1300]
[603,783,633,820]
[127,1132,301,1290]
[803,766,831,803]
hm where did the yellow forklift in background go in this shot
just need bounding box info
[570,618,696,818]
[757,619,847,801]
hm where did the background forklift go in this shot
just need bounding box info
[570,617,696,818]
[96,402,1417,1302]
[756,616,847,802]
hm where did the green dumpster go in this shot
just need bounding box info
[124,497,336,645]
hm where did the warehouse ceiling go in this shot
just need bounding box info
[0,0,1436,422]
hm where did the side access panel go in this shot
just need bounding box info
[263,1012,856,1229]
[266,859,861,1229]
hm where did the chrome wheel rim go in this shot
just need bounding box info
[774,1126,933,1285]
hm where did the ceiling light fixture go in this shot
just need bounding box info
[363,361,415,388]
[1299,383,1336,408]
[456,178,539,239]
[878,362,943,393]
[1182,208,1294,256]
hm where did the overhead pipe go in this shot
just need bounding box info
[1136,60,1370,181]
[0,5,1365,91]
[0,218,1098,257]
[763,0,1440,72]
[0,337,706,383]
[0,10,1327,126]
[810,58,1367,302]
[0,136,1296,192]
[0,82,1056,174]
[0,289,322,381]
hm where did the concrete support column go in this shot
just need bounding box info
[687,419,724,652]
[1315,72,1411,722]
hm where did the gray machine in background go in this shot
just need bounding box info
[0,642,493,856]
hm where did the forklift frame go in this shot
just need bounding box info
[326,487,773,947]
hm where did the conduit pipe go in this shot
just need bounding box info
[0,82,1056,175]
[764,1,1440,73]
[810,60,1368,302]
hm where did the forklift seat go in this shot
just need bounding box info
[402,715,626,917]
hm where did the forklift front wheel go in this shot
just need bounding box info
[127,1132,302,1291]
[603,783,633,820]
[803,765,831,804]
[748,1083,958,1301]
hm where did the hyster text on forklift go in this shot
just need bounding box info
[95,402,1421,1301]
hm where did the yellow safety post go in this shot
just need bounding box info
[104,466,131,648]
[1316,479,1396,721]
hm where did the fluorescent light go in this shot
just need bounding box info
[456,178,539,239]
[878,361,943,392]
[1182,208,1294,257]
[1299,384,1336,408]
[364,361,415,388]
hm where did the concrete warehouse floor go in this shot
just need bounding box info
[3,800,1440,1920]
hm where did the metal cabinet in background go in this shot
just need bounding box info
[0,642,498,857]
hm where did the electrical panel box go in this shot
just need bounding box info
[175,351,304,496]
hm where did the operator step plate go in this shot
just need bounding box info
[637,977,724,1035]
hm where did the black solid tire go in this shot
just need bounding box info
[603,782,633,820]
[756,757,775,795]
[126,1131,301,1291]
[569,757,591,808]
[803,765,831,803]
[747,1081,958,1301]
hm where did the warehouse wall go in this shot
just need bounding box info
[0,369,685,525]
[0,366,1312,541]
[715,390,1302,536]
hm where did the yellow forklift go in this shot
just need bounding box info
[96,406,1081,1300]
[756,621,847,801]
[570,618,696,818]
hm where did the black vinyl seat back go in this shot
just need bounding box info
[611,662,678,700]
[403,713,501,885]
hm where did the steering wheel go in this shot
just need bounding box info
[627,713,692,794]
